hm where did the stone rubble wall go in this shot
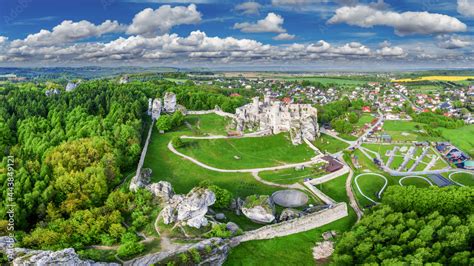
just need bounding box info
[187,109,236,119]
[307,166,350,185]
[236,203,347,242]
[303,183,336,205]
[130,119,155,191]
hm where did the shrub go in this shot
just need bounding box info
[189,248,201,263]
[117,241,144,258]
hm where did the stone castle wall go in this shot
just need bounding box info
[237,203,348,242]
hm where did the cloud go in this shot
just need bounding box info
[457,0,474,17]
[376,46,406,57]
[235,2,262,15]
[273,33,295,40]
[234,13,286,33]
[0,36,8,44]
[437,35,471,49]
[126,4,202,36]
[11,20,123,47]
[328,5,467,35]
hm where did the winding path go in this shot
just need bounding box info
[448,171,474,187]
[398,175,434,186]
[354,173,388,204]
[345,167,363,221]
[168,141,322,173]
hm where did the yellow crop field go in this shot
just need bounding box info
[395,76,474,82]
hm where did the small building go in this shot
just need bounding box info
[322,156,343,173]
[464,161,474,170]
[380,133,392,143]
[362,106,371,113]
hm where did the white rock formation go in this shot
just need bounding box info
[146,181,174,201]
[313,241,334,260]
[234,96,319,145]
[241,195,275,224]
[160,188,216,229]
[163,92,177,113]
[151,98,162,120]
[65,82,77,92]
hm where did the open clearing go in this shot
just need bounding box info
[143,117,280,197]
[259,163,326,185]
[279,76,368,85]
[399,176,433,188]
[448,172,474,187]
[353,173,387,206]
[177,133,316,169]
[313,133,349,154]
[395,76,474,82]
[185,113,231,136]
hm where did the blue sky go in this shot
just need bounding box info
[0,0,473,69]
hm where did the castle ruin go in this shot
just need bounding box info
[234,96,320,145]
[147,92,181,120]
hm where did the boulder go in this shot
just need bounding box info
[225,222,241,235]
[146,181,174,201]
[10,248,118,266]
[241,195,275,224]
[160,188,216,228]
[312,241,334,260]
[279,208,300,221]
[215,213,226,220]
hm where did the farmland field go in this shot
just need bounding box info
[395,76,474,82]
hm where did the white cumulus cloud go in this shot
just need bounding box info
[328,5,467,36]
[11,20,123,47]
[457,0,474,17]
[273,33,296,40]
[437,35,471,49]
[234,13,286,33]
[235,2,262,15]
[127,4,202,36]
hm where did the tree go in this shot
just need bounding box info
[156,115,172,132]
[348,112,359,124]
[117,241,144,258]
[208,185,233,209]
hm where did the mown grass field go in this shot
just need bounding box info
[259,163,326,185]
[143,117,280,197]
[313,133,349,154]
[280,76,368,85]
[177,133,316,169]
[449,172,474,186]
[395,76,474,82]
[439,125,474,157]
[185,113,231,136]
[226,174,357,266]
[399,177,432,188]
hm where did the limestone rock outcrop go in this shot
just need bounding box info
[234,96,319,145]
[163,92,177,113]
[146,181,174,201]
[160,188,216,228]
[279,208,301,221]
[241,195,275,224]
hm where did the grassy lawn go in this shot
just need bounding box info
[313,133,349,154]
[439,125,474,157]
[177,133,316,169]
[449,172,474,186]
[185,114,231,136]
[338,133,358,141]
[226,174,357,266]
[399,177,431,188]
[259,163,326,185]
[353,174,386,207]
[143,125,279,197]
[280,76,368,85]
[355,114,375,129]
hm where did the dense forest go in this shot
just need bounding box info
[333,186,474,265]
[0,79,246,258]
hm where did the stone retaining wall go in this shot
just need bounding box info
[130,120,155,191]
[237,203,348,242]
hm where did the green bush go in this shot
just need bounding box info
[208,185,233,209]
[189,248,201,263]
[117,241,144,259]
